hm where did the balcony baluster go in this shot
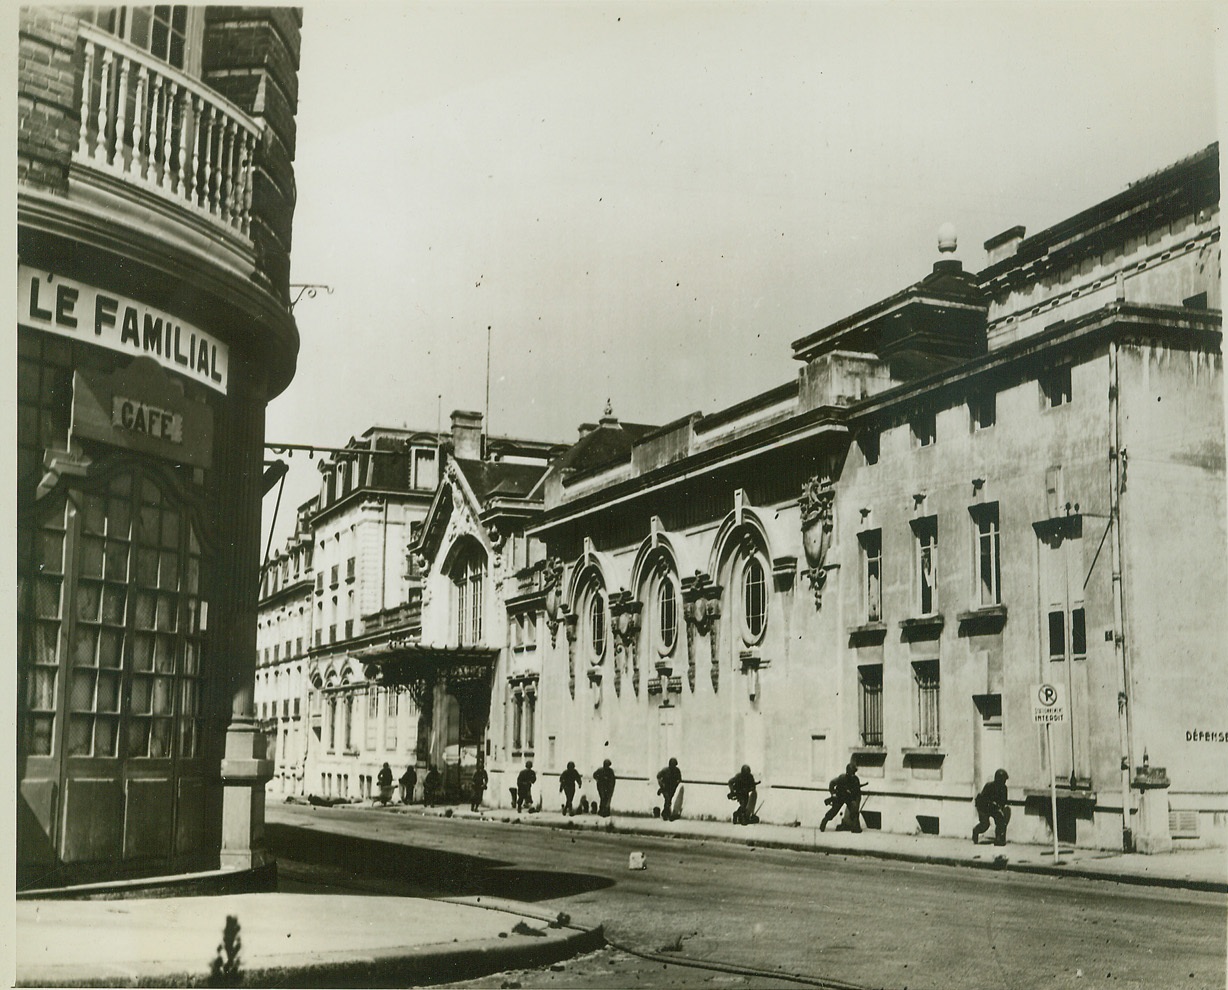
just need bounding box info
[78,40,94,158]
[131,66,147,180]
[94,47,112,165]
[73,25,262,242]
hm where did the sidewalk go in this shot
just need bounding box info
[387,799,1228,893]
[14,891,603,988]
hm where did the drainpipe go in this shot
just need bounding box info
[1109,338,1135,851]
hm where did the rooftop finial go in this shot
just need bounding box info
[604,398,613,417]
[937,222,957,254]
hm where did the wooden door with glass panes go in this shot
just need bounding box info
[19,469,209,874]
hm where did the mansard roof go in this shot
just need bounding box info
[452,458,549,502]
[553,418,659,476]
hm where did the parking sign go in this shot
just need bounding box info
[1031,682,1066,723]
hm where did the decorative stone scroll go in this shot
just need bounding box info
[564,609,578,699]
[543,557,565,646]
[799,475,835,610]
[682,572,722,693]
[608,591,642,697]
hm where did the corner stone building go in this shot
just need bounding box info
[17,6,302,888]
[461,147,1223,852]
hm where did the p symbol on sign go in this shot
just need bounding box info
[1038,684,1059,706]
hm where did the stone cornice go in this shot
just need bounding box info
[18,183,299,397]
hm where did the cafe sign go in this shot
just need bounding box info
[19,265,229,394]
[73,358,214,468]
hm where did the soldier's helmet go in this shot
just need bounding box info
[741,764,751,775]
[846,762,858,774]
[668,757,678,767]
[603,759,612,768]
[526,760,533,769]
[567,761,576,769]
[995,769,1009,782]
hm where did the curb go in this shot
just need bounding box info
[16,922,605,989]
[407,805,1228,894]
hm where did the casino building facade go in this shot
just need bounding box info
[17,6,303,887]
[388,146,1223,853]
[515,145,1224,851]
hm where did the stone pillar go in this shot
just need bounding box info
[220,717,274,870]
[1131,763,1172,855]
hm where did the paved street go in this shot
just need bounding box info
[268,804,1227,989]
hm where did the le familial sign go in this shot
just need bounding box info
[19,266,229,395]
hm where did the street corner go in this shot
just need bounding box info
[14,892,606,989]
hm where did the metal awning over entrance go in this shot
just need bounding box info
[357,641,498,709]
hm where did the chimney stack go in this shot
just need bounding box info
[451,409,483,460]
[984,225,1026,266]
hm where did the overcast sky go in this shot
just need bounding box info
[263,0,1220,549]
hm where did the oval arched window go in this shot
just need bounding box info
[588,590,606,660]
[741,556,767,644]
[657,575,677,655]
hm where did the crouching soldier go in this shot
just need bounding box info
[516,760,537,812]
[593,759,617,817]
[972,769,1011,846]
[657,757,682,821]
[727,764,759,825]
[423,765,441,807]
[820,763,864,833]
[559,761,583,815]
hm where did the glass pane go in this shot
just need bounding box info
[27,667,57,710]
[82,496,106,536]
[160,512,179,549]
[158,551,179,590]
[128,6,151,47]
[126,719,150,758]
[73,626,99,667]
[96,671,120,712]
[141,477,161,507]
[39,531,64,574]
[131,676,151,714]
[179,719,196,758]
[188,528,200,554]
[109,473,132,497]
[108,497,132,541]
[185,557,199,595]
[154,634,177,673]
[150,718,172,758]
[67,715,92,756]
[180,679,198,715]
[1072,608,1086,657]
[77,581,101,622]
[28,715,54,756]
[34,579,61,618]
[95,716,119,757]
[152,677,173,715]
[136,506,159,547]
[1048,611,1066,660]
[134,591,157,630]
[183,640,199,675]
[136,547,159,585]
[69,673,95,712]
[151,19,168,61]
[102,585,126,624]
[32,621,59,663]
[132,633,154,671]
[105,541,129,581]
[98,628,124,667]
[156,594,177,631]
